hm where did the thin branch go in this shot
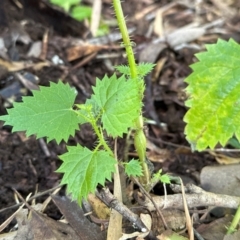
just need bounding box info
[142,184,240,211]
[96,188,148,232]
[0,185,63,213]
[131,177,169,230]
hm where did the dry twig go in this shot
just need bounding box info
[143,184,240,211]
[96,188,148,233]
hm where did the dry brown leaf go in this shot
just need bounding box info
[152,57,167,82]
[197,215,232,240]
[146,140,170,163]
[14,209,33,240]
[152,209,186,234]
[52,195,105,240]
[66,44,106,62]
[88,193,110,220]
[107,209,122,240]
[107,162,122,240]
[29,211,79,240]
[209,151,240,164]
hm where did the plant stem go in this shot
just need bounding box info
[112,0,137,78]
[227,205,240,234]
[112,0,150,185]
[75,107,113,156]
[92,119,114,156]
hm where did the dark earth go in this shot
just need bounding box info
[0,0,240,237]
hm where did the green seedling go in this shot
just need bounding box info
[152,169,171,185]
[123,159,144,178]
[183,38,240,234]
[50,0,92,21]
[50,0,109,36]
[0,0,155,204]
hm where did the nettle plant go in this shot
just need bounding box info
[0,60,156,202]
[0,0,156,203]
[0,67,153,203]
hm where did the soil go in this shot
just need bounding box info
[0,0,240,238]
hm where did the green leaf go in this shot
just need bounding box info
[152,169,171,184]
[160,230,189,240]
[115,63,155,78]
[71,5,92,21]
[124,159,143,177]
[97,22,110,37]
[115,65,130,76]
[57,145,116,203]
[160,174,171,184]
[184,39,240,151]
[0,81,81,143]
[91,74,142,137]
[50,0,80,12]
[137,63,156,77]
[228,137,240,149]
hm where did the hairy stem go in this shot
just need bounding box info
[76,107,113,156]
[91,119,114,156]
[227,205,240,234]
[112,0,137,78]
[112,0,150,185]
